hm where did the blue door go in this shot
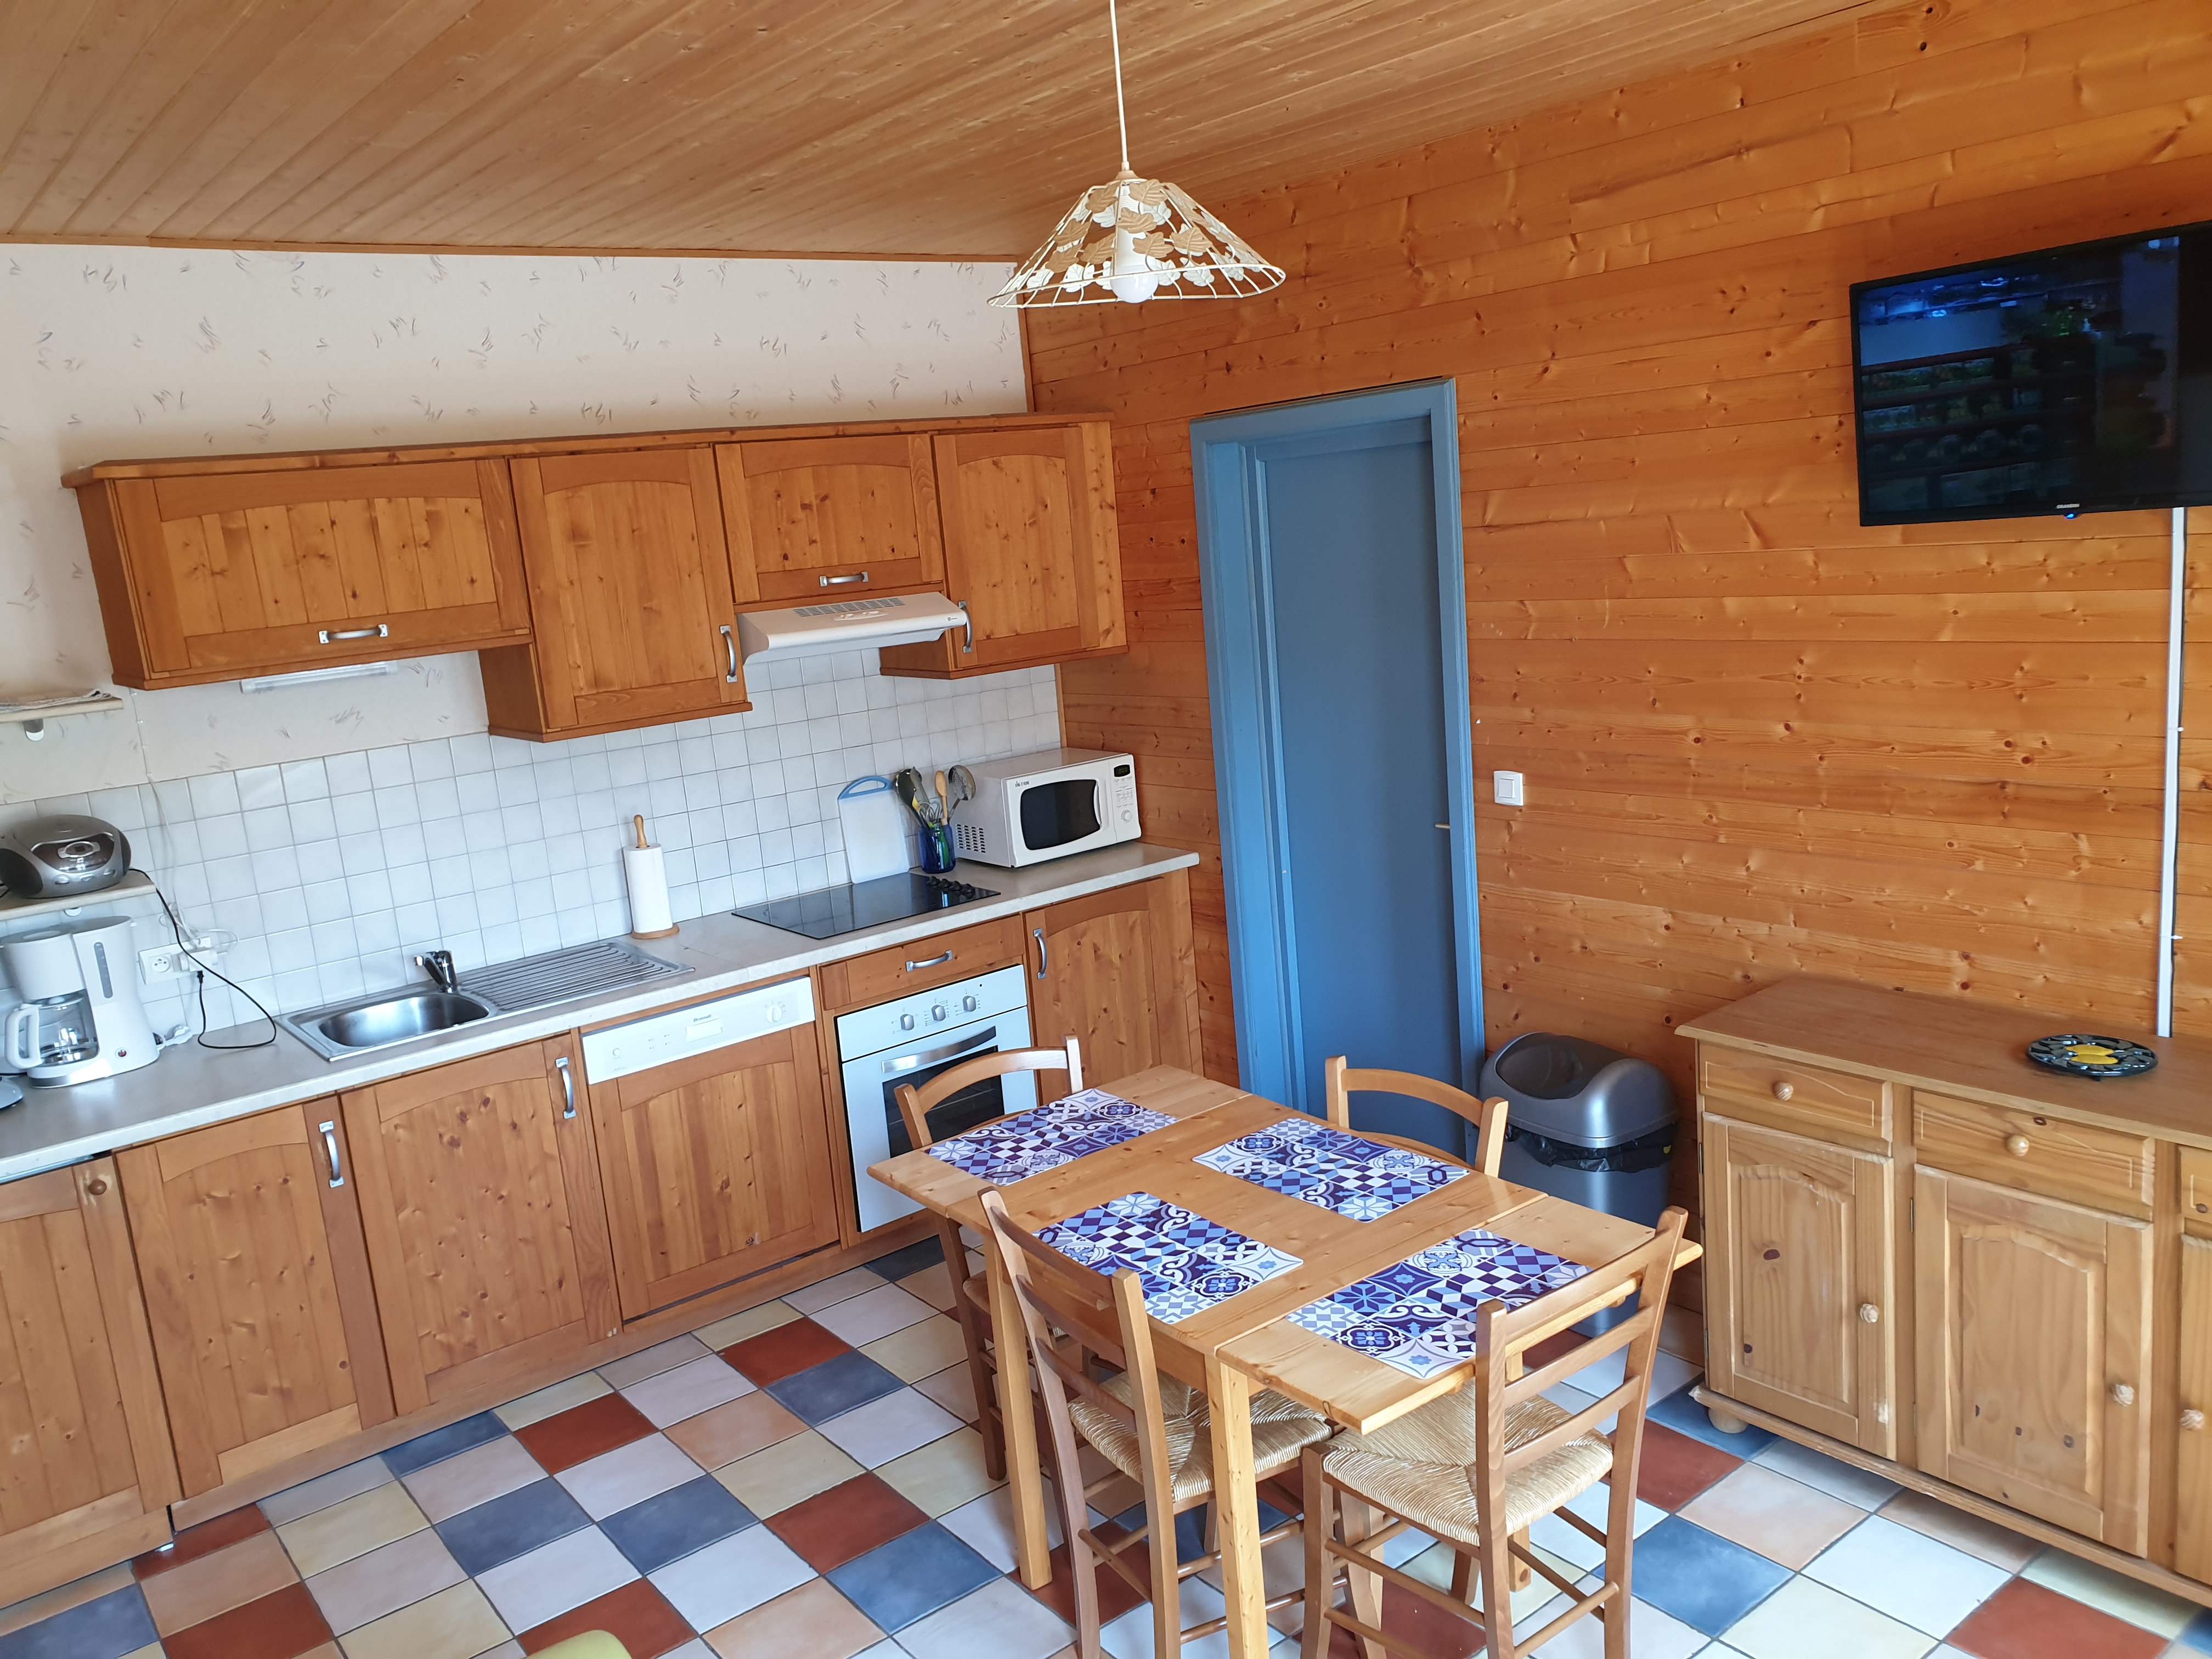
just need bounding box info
[1193,383,1481,1155]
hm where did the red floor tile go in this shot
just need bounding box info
[723,1317,853,1386]
[1525,1329,1587,1370]
[520,1577,695,1657]
[133,1503,273,1579]
[511,1391,656,1474]
[1946,1577,2167,1659]
[766,1472,930,1572]
[1023,1529,1152,1630]
[1633,1421,1742,1510]
[159,1582,332,1659]
[1323,1580,1486,1659]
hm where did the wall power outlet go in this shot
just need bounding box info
[140,937,223,981]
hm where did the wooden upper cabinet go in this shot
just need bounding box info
[590,1018,839,1320]
[880,423,1125,679]
[74,460,531,687]
[483,448,748,740]
[1026,870,1199,1086]
[118,1102,392,1498]
[0,1159,180,1599]
[720,434,945,606]
[340,1036,619,1415]
[1914,1167,2151,1552]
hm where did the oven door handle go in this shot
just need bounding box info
[885,1025,998,1075]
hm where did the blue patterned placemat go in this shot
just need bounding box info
[1037,1192,1304,1323]
[1284,1227,1590,1379]
[924,1088,1176,1183]
[1194,1115,1468,1221]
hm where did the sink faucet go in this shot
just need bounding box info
[415,950,459,993]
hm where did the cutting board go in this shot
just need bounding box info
[838,776,912,883]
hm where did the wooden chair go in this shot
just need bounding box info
[979,1188,1331,1659]
[1323,1057,1510,1176]
[1300,1206,1690,1659]
[895,1037,1084,1479]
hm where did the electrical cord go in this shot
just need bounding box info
[142,871,279,1052]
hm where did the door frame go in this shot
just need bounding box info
[1190,380,1481,1109]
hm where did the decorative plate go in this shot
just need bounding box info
[2025,1034,2158,1079]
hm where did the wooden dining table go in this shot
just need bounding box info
[868,1064,1700,1659]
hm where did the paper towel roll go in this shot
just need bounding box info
[624,844,678,938]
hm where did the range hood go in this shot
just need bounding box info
[735,592,964,664]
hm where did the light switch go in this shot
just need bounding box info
[1493,770,1525,807]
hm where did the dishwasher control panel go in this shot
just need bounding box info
[582,976,814,1085]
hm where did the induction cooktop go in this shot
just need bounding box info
[731,871,1000,940]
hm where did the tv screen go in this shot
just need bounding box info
[1852,221,2212,524]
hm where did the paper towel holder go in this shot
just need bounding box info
[627,814,681,939]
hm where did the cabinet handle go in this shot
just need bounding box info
[319,623,390,644]
[2111,1381,2136,1407]
[319,1120,345,1187]
[1033,927,1049,980]
[1858,1302,1880,1324]
[958,600,973,655]
[1770,1081,1793,1102]
[905,950,954,972]
[2005,1133,2031,1158]
[83,1174,109,1197]
[2185,1409,2207,1432]
[720,624,740,684]
[556,1054,576,1119]
[819,571,870,588]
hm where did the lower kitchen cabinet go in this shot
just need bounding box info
[590,1021,839,1319]
[341,1036,620,1415]
[0,1158,179,1595]
[1026,868,1200,1085]
[2179,1234,2212,1582]
[118,1102,393,1496]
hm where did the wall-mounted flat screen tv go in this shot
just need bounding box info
[1852,220,2212,524]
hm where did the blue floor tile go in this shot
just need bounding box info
[0,1587,157,1659]
[1646,1387,1776,1458]
[436,1475,591,1575]
[866,1235,946,1283]
[827,1520,1003,1632]
[602,1474,757,1573]
[768,1350,907,1425]
[1620,1515,1790,1635]
[2177,1607,2212,1654]
[383,1409,510,1476]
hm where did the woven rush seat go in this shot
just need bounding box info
[1071,1373,1330,1503]
[1323,1390,1612,1547]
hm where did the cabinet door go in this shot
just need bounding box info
[720,435,945,606]
[1702,1114,1896,1455]
[1027,870,1199,1086]
[2177,1234,2212,1583]
[492,448,747,737]
[591,1023,839,1319]
[879,424,1124,678]
[342,1037,619,1415]
[94,461,530,687]
[1915,1167,2151,1550]
[119,1102,393,1497]
[0,1159,179,1595]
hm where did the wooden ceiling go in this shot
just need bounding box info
[0,0,1880,258]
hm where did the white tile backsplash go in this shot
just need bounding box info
[0,653,1058,1039]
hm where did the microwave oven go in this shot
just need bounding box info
[950,747,1141,867]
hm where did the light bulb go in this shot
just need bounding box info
[1108,227,1160,304]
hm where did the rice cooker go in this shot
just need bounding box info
[0,815,133,900]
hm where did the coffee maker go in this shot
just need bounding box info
[1,917,162,1088]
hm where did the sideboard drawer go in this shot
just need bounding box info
[1912,1091,2152,1215]
[1700,1047,1890,1142]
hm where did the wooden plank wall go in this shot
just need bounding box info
[1029,0,2212,1276]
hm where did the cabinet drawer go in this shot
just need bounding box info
[1699,1047,1890,1142]
[819,915,1026,1009]
[1912,1091,2152,1214]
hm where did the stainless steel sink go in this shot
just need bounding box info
[280,989,496,1059]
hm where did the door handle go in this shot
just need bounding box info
[887,1026,998,1074]
[556,1054,575,1119]
[720,624,740,684]
[819,571,870,587]
[318,623,389,644]
[905,950,955,972]
[320,1120,345,1188]
[1033,927,1049,980]
[958,600,973,655]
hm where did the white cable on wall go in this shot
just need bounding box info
[2158,505,2187,1038]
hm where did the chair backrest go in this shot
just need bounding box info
[895,1037,1084,1151]
[1323,1056,1510,1176]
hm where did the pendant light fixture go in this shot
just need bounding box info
[990,0,1283,309]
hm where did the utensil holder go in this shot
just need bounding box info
[918,820,957,874]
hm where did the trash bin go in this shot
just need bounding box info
[1482,1031,1678,1335]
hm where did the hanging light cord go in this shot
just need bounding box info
[1108,0,1131,173]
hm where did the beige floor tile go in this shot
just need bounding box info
[862,1313,969,1382]
[807,1283,937,1347]
[306,1526,466,1635]
[0,1562,137,1639]
[492,1370,611,1431]
[402,1435,547,1525]
[1400,1539,1573,1629]
[1723,1576,1933,1659]
[900,1576,1071,1659]
[140,1530,300,1635]
[475,1526,639,1633]
[597,1334,711,1390]
[664,1391,806,1470]
[703,1576,883,1659]
[786,1267,887,1314]
[120,1645,171,1659]
[622,1354,755,1427]
[900,1262,958,1311]
[1877,1489,2039,1572]
[876,1426,1002,1517]
[2021,1545,2199,1637]
[469,1644,525,1659]
[912,1361,983,1423]
[279,1481,431,1577]
[715,1429,865,1517]
[556,1432,703,1520]
[692,1299,803,1349]
[336,1579,511,1659]
[1679,1463,1866,1569]
[262,1456,396,1526]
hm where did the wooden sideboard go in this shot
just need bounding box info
[1682,977,2212,1605]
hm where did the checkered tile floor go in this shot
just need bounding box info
[4,1231,2210,1659]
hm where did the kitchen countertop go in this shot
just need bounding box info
[0,843,1199,1183]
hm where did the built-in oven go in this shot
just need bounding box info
[836,962,1034,1233]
